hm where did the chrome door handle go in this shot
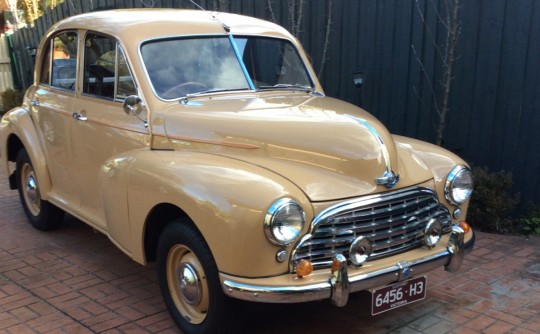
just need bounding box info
[72,112,88,121]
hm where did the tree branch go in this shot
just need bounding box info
[412,0,461,146]
[266,0,277,22]
[318,0,333,78]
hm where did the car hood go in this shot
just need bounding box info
[157,93,433,201]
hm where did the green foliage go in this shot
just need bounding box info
[467,166,540,236]
[520,204,540,236]
[467,166,520,234]
[1,88,24,114]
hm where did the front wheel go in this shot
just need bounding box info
[157,221,242,334]
[16,149,64,230]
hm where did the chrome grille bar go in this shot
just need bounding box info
[291,187,451,271]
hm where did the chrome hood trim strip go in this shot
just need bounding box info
[345,115,399,188]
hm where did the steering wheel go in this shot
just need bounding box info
[163,82,209,99]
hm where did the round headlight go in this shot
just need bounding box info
[264,198,305,246]
[445,166,474,205]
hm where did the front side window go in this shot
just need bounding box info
[140,36,313,100]
[83,33,136,100]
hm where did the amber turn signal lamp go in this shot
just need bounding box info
[458,221,471,234]
[296,259,313,278]
[331,257,342,272]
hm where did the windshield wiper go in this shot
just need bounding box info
[259,84,312,91]
[258,84,323,96]
[179,88,251,104]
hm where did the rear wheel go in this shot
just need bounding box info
[16,149,64,230]
[157,221,242,333]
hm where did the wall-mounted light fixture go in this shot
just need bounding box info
[352,71,365,88]
[26,46,37,57]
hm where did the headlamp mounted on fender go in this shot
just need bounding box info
[444,165,474,205]
[264,198,305,246]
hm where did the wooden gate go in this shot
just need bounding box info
[0,34,14,110]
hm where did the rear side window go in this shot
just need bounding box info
[40,31,78,90]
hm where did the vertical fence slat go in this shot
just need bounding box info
[446,0,481,155]
[493,0,533,173]
[512,0,540,205]
[469,0,506,168]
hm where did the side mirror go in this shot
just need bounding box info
[123,95,144,117]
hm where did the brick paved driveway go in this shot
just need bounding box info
[1,166,539,333]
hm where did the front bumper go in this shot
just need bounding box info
[221,226,474,306]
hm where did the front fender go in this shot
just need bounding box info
[100,150,313,278]
[393,135,470,216]
[0,107,52,196]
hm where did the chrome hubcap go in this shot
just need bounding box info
[25,174,38,204]
[167,244,209,324]
[21,163,41,216]
[177,263,202,305]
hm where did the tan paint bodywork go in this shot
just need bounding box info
[160,93,431,201]
[0,9,472,280]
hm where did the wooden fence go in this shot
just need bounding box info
[8,0,540,208]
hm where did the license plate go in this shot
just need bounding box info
[371,276,426,315]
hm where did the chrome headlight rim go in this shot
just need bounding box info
[444,165,474,205]
[264,198,305,246]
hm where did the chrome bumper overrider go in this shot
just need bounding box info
[221,227,475,306]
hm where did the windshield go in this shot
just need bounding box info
[141,35,313,100]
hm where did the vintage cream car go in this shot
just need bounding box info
[0,9,475,333]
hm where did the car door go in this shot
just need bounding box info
[70,32,149,244]
[31,31,80,206]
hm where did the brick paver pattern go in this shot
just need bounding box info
[0,165,539,333]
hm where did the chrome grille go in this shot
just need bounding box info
[291,187,451,271]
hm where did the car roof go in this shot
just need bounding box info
[47,9,294,43]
